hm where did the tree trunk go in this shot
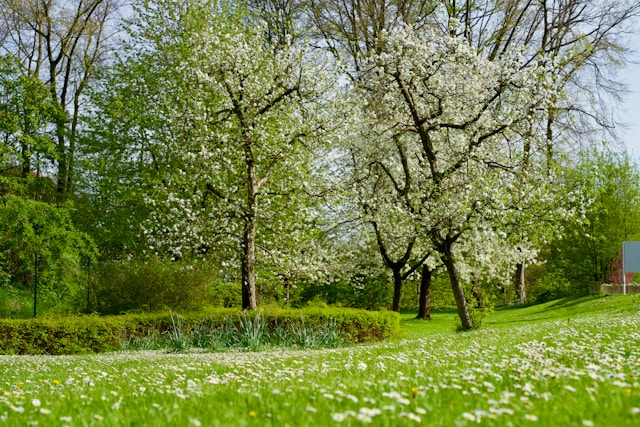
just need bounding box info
[416,264,431,319]
[471,280,485,309]
[283,276,291,307]
[56,126,68,196]
[442,242,473,330]
[241,219,258,310]
[242,146,258,311]
[370,220,415,313]
[67,110,79,195]
[391,268,403,312]
[21,142,31,178]
[516,262,527,304]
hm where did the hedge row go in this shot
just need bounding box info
[0,307,400,355]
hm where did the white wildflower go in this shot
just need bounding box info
[332,413,346,422]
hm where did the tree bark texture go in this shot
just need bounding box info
[416,264,431,319]
[392,268,403,312]
[442,241,473,330]
[241,220,258,310]
[516,262,527,304]
[472,280,485,309]
[241,145,258,310]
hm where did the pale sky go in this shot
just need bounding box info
[619,30,640,158]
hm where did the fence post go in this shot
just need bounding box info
[86,257,92,312]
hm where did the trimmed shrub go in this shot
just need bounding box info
[0,315,124,354]
[0,307,400,355]
[275,307,399,343]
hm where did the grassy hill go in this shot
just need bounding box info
[399,294,640,338]
[0,295,638,426]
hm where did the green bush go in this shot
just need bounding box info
[283,307,399,343]
[92,259,220,314]
[0,307,400,355]
[205,281,242,308]
[530,271,575,303]
[0,285,32,318]
[298,275,393,310]
[400,274,459,312]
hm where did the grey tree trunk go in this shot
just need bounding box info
[242,146,258,310]
[241,219,258,310]
[472,280,485,309]
[516,262,527,304]
[442,242,473,330]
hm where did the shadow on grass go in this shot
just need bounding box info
[396,309,461,339]
[398,294,638,339]
[494,294,593,312]
[400,307,458,315]
[489,294,628,327]
[543,294,596,310]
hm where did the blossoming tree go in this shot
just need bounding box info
[361,27,563,329]
[92,0,342,310]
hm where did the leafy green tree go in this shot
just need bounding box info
[0,53,96,314]
[0,55,62,186]
[0,195,95,308]
[540,148,640,292]
[0,0,125,198]
[77,41,175,259]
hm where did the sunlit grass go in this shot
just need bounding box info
[1,295,639,426]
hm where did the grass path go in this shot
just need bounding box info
[1,295,639,426]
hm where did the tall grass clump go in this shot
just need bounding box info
[288,318,343,349]
[120,329,163,351]
[164,312,191,353]
[122,311,346,352]
[237,311,267,350]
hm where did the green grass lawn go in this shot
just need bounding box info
[1,294,639,426]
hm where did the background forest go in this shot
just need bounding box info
[1,0,640,329]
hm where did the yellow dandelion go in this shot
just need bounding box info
[411,386,419,396]
[53,380,61,386]
[248,411,257,418]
